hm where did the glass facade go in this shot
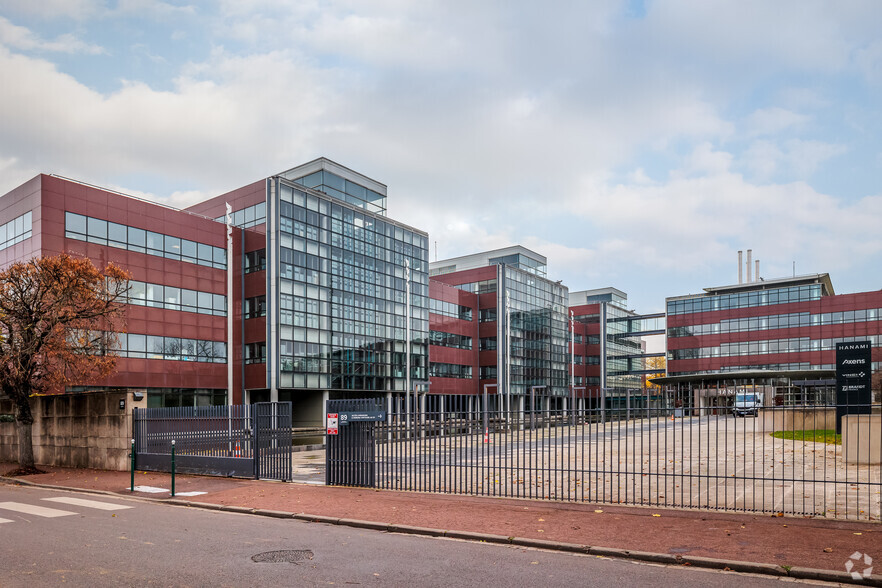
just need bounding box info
[606,305,645,391]
[275,178,428,392]
[670,308,882,337]
[489,253,546,277]
[667,284,822,315]
[501,265,568,397]
[669,334,882,360]
[284,168,386,215]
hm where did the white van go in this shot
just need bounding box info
[733,393,762,417]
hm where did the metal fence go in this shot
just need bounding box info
[133,402,292,481]
[326,396,882,521]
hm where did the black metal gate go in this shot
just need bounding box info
[254,401,293,482]
[325,398,381,486]
[133,402,292,481]
[325,396,882,521]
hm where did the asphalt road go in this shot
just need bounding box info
[0,485,825,587]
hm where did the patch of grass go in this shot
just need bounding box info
[770,429,841,445]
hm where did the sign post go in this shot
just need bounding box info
[835,341,872,434]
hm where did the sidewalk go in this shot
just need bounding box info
[2,462,880,585]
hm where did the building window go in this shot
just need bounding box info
[114,333,226,363]
[429,298,473,321]
[215,202,266,229]
[124,280,226,316]
[479,308,497,322]
[244,295,267,319]
[0,211,32,252]
[479,337,497,351]
[429,362,473,379]
[65,212,226,270]
[245,342,267,364]
[245,249,266,273]
[429,331,472,350]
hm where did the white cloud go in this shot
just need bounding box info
[744,107,809,137]
[743,139,845,181]
[0,0,103,21]
[0,16,104,54]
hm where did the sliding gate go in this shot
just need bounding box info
[325,396,882,521]
[133,402,292,481]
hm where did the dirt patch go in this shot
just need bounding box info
[3,466,47,477]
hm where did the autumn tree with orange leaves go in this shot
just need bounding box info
[0,254,129,473]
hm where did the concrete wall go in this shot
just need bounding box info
[0,390,147,471]
[760,407,836,432]
[842,414,881,465]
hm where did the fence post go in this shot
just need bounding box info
[170,440,176,497]
[130,438,135,492]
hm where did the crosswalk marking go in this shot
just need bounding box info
[42,497,133,511]
[0,502,77,518]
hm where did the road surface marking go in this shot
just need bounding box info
[131,486,169,493]
[0,502,77,518]
[43,497,134,510]
[0,517,13,523]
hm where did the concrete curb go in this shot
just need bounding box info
[3,476,880,586]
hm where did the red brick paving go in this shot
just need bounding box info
[3,463,880,574]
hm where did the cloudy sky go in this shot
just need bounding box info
[1,0,880,312]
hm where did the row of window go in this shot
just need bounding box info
[479,366,497,379]
[667,284,822,315]
[454,279,498,294]
[125,280,226,316]
[480,337,497,351]
[572,355,602,365]
[0,211,32,252]
[65,212,227,270]
[669,308,882,338]
[113,333,226,362]
[289,170,386,214]
[429,298,473,321]
[574,376,601,386]
[215,201,266,229]
[669,335,881,360]
[429,362,473,379]
[279,183,423,248]
[429,331,473,350]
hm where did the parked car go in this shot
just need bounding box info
[733,393,762,417]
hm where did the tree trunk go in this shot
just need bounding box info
[13,392,36,469]
[17,420,35,469]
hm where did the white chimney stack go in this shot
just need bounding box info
[755,259,760,282]
[746,249,752,283]
[738,250,743,284]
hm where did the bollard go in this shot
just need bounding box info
[171,439,176,497]
[130,438,135,492]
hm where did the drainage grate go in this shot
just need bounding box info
[251,550,314,564]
